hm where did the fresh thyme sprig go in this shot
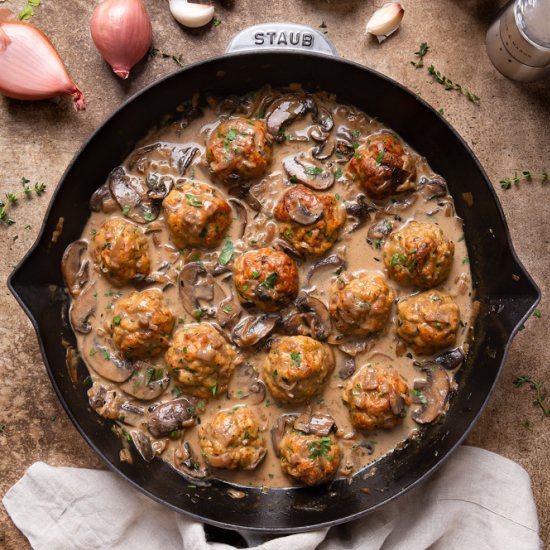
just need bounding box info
[427,65,480,104]
[513,375,550,418]
[18,0,41,21]
[149,47,185,68]
[411,42,429,68]
[500,170,549,189]
[0,177,47,226]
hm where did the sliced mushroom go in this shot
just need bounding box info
[70,283,97,334]
[175,441,209,479]
[108,166,160,224]
[345,194,373,233]
[411,364,450,425]
[272,238,304,263]
[119,362,170,401]
[215,287,241,328]
[231,315,279,347]
[312,139,335,161]
[89,182,117,213]
[130,430,154,462]
[334,126,356,161]
[305,254,347,284]
[271,413,299,457]
[294,412,336,436]
[283,154,335,190]
[147,397,197,437]
[367,219,394,245]
[418,175,448,200]
[62,240,89,297]
[339,356,356,380]
[286,192,324,225]
[87,340,134,383]
[119,401,145,427]
[176,146,199,176]
[228,197,248,238]
[312,105,334,133]
[265,95,315,137]
[338,337,373,357]
[87,382,144,424]
[145,174,174,201]
[295,292,332,341]
[232,378,267,405]
[178,262,215,317]
[388,391,406,417]
[435,348,466,370]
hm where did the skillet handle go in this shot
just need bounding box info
[226,23,338,56]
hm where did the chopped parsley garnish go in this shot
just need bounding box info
[334,167,343,179]
[260,272,278,289]
[210,382,218,396]
[145,367,164,385]
[222,304,233,314]
[376,150,386,166]
[533,308,542,318]
[101,349,110,360]
[218,238,234,265]
[308,436,332,459]
[304,166,323,177]
[412,389,428,405]
[290,352,301,368]
[185,193,203,207]
[251,271,260,279]
[112,315,121,326]
[212,16,222,26]
[143,210,155,222]
[172,385,183,397]
[122,205,130,215]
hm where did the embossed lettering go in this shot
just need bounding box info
[303,34,313,47]
[277,33,288,45]
[254,32,264,45]
[289,32,300,46]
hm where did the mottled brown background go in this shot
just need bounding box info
[1,0,549,547]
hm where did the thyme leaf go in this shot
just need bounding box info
[427,65,480,104]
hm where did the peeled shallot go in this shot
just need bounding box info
[0,18,86,111]
[90,0,152,79]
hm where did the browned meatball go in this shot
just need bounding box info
[262,335,334,403]
[164,323,238,398]
[111,289,174,359]
[233,248,299,312]
[207,118,272,181]
[279,430,341,486]
[383,221,455,289]
[329,271,395,335]
[198,406,266,470]
[346,133,415,199]
[396,290,460,355]
[162,181,232,249]
[342,363,410,431]
[92,217,150,286]
[274,185,346,257]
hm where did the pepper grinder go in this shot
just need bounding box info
[486,0,550,82]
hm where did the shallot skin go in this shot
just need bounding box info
[0,21,86,111]
[91,0,153,80]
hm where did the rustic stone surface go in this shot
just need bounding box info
[1,0,548,547]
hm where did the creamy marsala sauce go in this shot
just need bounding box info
[63,86,473,490]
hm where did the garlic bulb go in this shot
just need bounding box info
[169,0,214,28]
[366,3,404,42]
[0,20,86,111]
[90,0,152,79]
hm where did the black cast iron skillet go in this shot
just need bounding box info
[8,24,540,534]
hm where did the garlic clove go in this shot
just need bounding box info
[169,0,214,29]
[366,2,404,41]
[0,8,17,22]
[0,21,86,110]
[90,0,152,80]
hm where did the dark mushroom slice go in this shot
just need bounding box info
[175,440,209,480]
[272,238,304,263]
[271,413,299,457]
[62,240,89,297]
[108,166,160,224]
[338,355,356,380]
[231,314,279,348]
[119,401,146,426]
[178,262,216,318]
[127,143,162,171]
[87,340,134,383]
[69,283,97,334]
[232,378,267,405]
[286,192,324,225]
[305,254,347,285]
[130,430,154,462]
[147,397,197,437]
[334,126,356,161]
[175,146,199,176]
[435,348,466,370]
[367,218,394,243]
[145,174,174,201]
[119,361,170,401]
[228,197,248,238]
[418,175,448,200]
[293,412,336,436]
[312,139,335,161]
[338,337,373,357]
[411,363,450,425]
[215,287,241,328]
[345,194,373,233]
[283,154,335,191]
[295,292,332,341]
[90,182,118,213]
[265,95,315,138]
[312,105,334,133]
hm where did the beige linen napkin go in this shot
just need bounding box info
[3,446,541,550]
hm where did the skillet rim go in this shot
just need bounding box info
[7,49,541,534]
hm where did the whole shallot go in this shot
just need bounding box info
[0,17,86,111]
[90,0,152,79]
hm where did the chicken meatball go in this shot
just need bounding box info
[199,406,266,470]
[162,182,232,249]
[342,363,410,431]
[396,290,460,355]
[346,133,415,199]
[92,217,150,286]
[329,271,395,336]
[274,185,346,257]
[164,323,238,398]
[383,221,455,289]
[207,118,272,181]
[234,248,299,312]
[111,289,174,359]
[263,335,334,403]
[279,430,341,486]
